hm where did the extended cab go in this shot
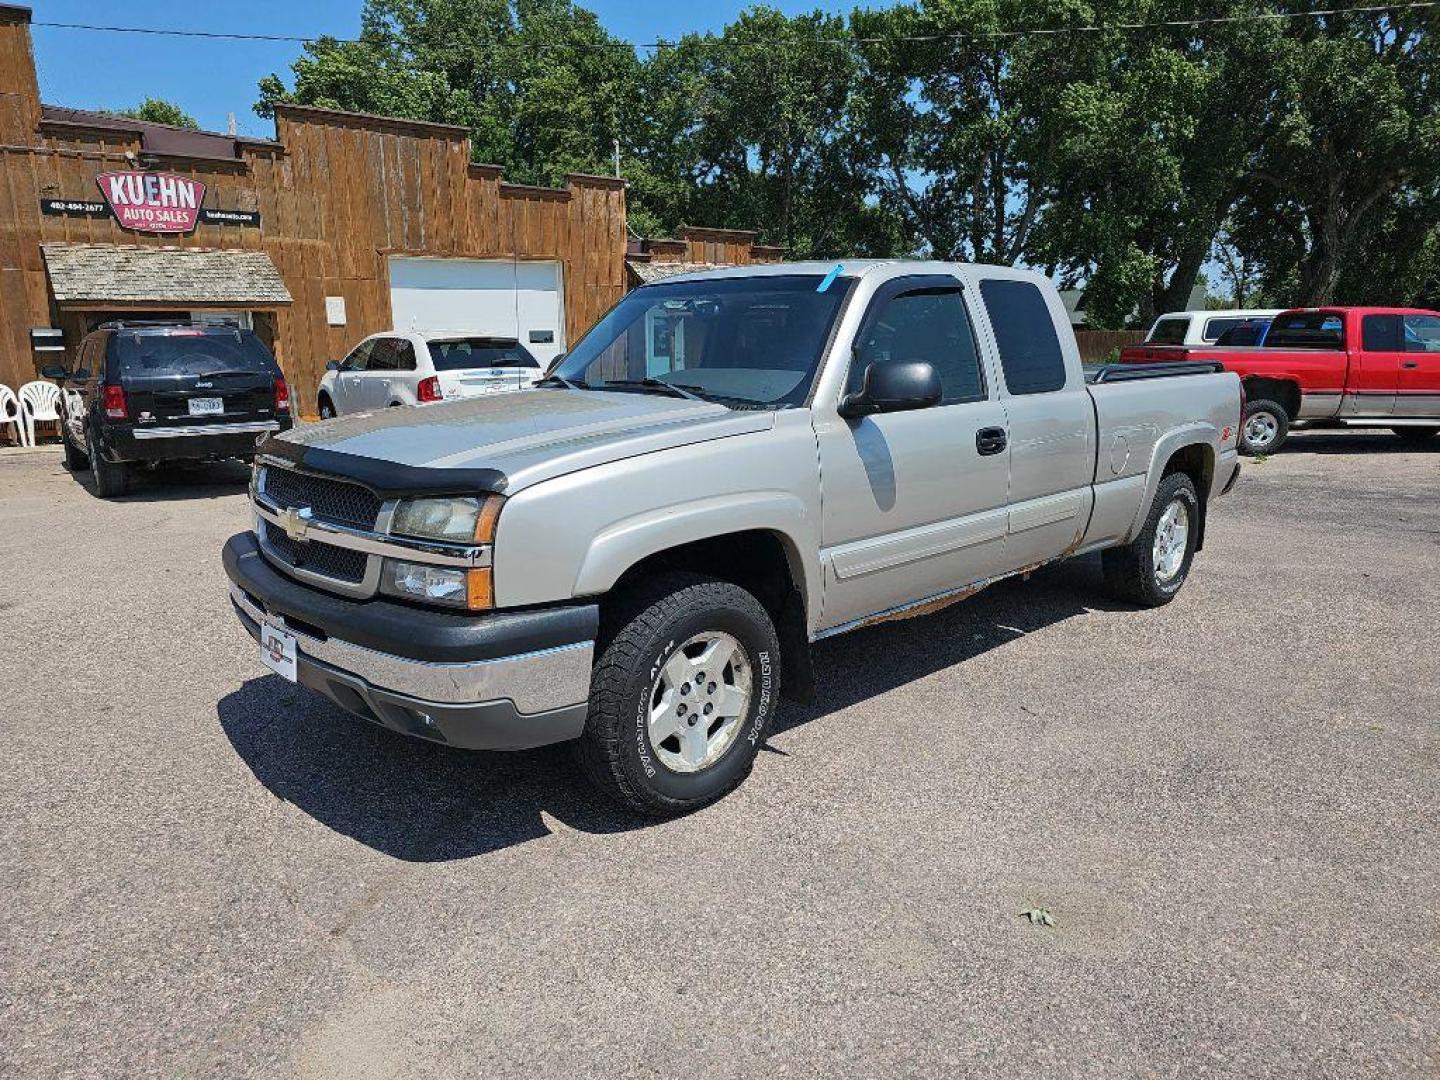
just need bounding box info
[223,262,1242,815]
[1121,307,1440,454]
[47,321,292,497]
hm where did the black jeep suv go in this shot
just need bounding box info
[45,322,292,497]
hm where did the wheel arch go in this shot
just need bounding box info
[579,499,820,703]
[1125,427,1216,548]
[1241,376,1302,419]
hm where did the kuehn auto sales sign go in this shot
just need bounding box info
[96,171,205,234]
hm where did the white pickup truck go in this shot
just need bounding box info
[224,261,1243,814]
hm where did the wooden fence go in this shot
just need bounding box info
[1074,329,1144,363]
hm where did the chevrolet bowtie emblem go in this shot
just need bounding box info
[280,505,313,542]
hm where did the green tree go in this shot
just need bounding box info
[107,98,199,130]
[1230,5,1440,304]
[256,0,639,186]
[1029,3,1288,327]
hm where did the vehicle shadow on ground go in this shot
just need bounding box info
[1284,430,1439,455]
[216,555,1121,862]
[74,459,252,502]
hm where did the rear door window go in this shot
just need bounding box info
[1147,317,1191,345]
[427,338,540,371]
[1362,314,1403,352]
[1267,313,1344,349]
[979,279,1068,395]
[113,329,276,376]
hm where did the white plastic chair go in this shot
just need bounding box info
[18,380,61,447]
[0,384,25,447]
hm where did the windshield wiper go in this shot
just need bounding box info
[534,373,589,390]
[600,378,704,401]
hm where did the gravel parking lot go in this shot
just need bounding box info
[1,430,1437,1078]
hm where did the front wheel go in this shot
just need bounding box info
[61,430,90,472]
[576,573,781,816]
[1239,399,1289,456]
[318,396,336,420]
[1102,472,1200,608]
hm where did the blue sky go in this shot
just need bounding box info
[29,0,853,138]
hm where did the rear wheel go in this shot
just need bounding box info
[87,428,130,498]
[575,573,780,816]
[1392,426,1438,444]
[1103,473,1200,608]
[1240,399,1289,455]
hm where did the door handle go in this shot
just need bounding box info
[1401,361,1419,369]
[976,426,1007,455]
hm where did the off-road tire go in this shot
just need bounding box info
[1392,426,1439,444]
[1239,399,1289,456]
[88,428,130,498]
[575,573,781,817]
[1102,472,1200,608]
[61,430,90,472]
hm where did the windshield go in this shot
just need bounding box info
[1147,317,1190,345]
[112,329,277,375]
[427,337,538,371]
[552,274,852,407]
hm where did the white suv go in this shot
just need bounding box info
[317,331,543,417]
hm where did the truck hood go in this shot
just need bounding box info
[274,388,775,491]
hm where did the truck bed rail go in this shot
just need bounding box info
[1084,360,1225,384]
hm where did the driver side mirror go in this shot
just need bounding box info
[326,360,340,372]
[40,364,69,381]
[838,361,942,419]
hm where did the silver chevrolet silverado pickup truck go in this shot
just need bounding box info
[224,261,1242,814]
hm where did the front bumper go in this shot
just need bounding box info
[223,531,595,750]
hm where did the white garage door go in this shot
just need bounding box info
[387,257,566,367]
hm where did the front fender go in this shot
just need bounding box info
[573,491,821,621]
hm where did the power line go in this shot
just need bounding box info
[30,2,1440,52]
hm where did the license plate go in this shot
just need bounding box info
[259,620,298,682]
[188,397,224,416]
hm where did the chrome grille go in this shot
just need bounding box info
[261,465,382,529]
[261,521,368,584]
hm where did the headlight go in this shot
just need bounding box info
[391,495,502,544]
[380,560,493,610]
[383,495,501,610]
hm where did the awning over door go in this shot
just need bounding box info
[41,243,292,307]
[625,259,724,285]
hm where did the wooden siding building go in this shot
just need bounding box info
[0,3,777,414]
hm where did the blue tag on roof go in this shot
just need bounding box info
[817,264,844,293]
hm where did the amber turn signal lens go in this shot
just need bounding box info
[465,567,494,610]
[474,496,503,544]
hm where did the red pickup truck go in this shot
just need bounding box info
[1120,307,1440,454]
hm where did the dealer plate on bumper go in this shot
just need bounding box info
[188,397,224,416]
[259,620,298,682]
